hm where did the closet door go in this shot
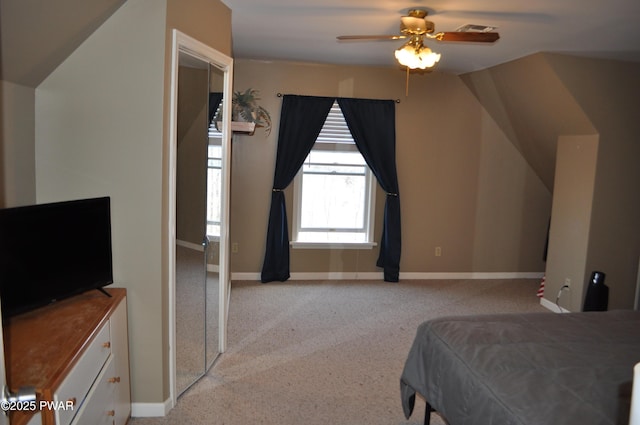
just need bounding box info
[170,30,232,403]
[205,66,225,371]
[175,51,209,395]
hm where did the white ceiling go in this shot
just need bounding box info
[221,0,640,74]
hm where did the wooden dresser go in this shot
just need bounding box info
[4,288,131,425]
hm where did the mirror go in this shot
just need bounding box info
[175,49,209,395]
[170,30,232,402]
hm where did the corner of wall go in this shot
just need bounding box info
[0,80,36,207]
[545,134,599,312]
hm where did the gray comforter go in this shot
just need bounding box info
[400,310,640,425]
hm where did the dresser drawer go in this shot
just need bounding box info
[70,356,117,425]
[54,320,111,425]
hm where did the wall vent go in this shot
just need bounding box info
[455,24,497,33]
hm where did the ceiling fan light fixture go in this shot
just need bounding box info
[394,37,441,70]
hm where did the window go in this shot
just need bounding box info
[292,101,376,248]
[207,108,223,239]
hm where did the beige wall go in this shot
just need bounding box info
[460,53,597,191]
[32,0,232,407]
[35,0,168,405]
[230,59,552,277]
[461,53,640,310]
[0,81,36,207]
[546,135,599,312]
[165,0,231,58]
[547,55,640,310]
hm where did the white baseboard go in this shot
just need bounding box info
[131,399,173,417]
[232,272,262,280]
[398,272,544,280]
[231,271,544,281]
[176,239,203,251]
[539,297,570,313]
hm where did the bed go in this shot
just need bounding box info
[400,310,640,425]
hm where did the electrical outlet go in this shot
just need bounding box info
[556,281,572,311]
[435,246,442,257]
[232,242,239,253]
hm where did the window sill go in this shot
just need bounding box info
[290,241,377,250]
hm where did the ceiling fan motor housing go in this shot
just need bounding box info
[400,15,435,35]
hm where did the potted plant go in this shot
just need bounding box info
[232,88,272,135]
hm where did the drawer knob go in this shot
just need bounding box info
[103,341,111,348]
[108,376,121,384]
[107,410,115,416]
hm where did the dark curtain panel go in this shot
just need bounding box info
[337,98,401,282]
[261,95,335,283]
[208,92,223,124]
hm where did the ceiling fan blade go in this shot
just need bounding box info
[336,35,408,41]
[436,32,500,42]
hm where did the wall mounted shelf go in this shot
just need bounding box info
[218,121,256,134]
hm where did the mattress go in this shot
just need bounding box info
[400,310,640,425]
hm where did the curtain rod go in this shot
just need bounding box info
[276,93,400,103]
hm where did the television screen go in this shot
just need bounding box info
[0,197,113,319]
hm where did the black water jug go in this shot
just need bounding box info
[583,271,609,311]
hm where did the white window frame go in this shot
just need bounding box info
[291,101,377,249]
[206,110,223,241]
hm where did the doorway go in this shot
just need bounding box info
[168,30,233,404]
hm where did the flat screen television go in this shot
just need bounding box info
[0,197,113,319]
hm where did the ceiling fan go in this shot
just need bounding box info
[337,8,500,70]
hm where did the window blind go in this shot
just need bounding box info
[208,103,223,138]
[316,101,354,145]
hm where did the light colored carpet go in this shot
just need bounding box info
[131,278,548,425]
[175,245,220,394]
[175,245,206,392]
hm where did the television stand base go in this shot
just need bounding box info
[97,287,113,297]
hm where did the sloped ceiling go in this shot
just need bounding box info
[460,53,597,190]
[0,0,126,88]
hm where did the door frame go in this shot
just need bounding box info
[0,305,9,425]
[167,29,233,408]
